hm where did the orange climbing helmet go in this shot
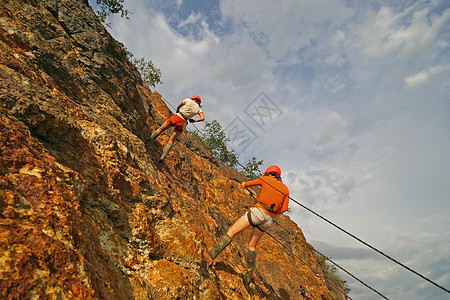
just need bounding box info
[191,95,201,102]
[264,165,281,177]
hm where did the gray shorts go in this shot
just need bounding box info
[244,207,274,232]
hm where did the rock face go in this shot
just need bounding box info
[0,1,347,299]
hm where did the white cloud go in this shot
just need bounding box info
[177,12,201,28]
[334,29,348,45]
[358,5,416,58]
[404,64,450,87]
[110,4,224,95]
[220,0,354,62]
[309,110,349,145]
[358,5,450,72]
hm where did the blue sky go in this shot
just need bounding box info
[89,0,450,299]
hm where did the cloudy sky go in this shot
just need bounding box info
[89,0,450,298]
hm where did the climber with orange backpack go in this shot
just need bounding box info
[148,95,205,162]
[205,165,289,284]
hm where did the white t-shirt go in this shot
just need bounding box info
[177,98,203,119]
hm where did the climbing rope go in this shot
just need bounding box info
[266,230,352,299]
[213,185,351,299]
[153,93,449,297]
[312,250,388,300]
[152,94,364,298]
[242,172,450,296]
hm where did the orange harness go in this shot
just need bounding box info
[243,176,289,217]
[258,202,280,214]
[178,111,189,120]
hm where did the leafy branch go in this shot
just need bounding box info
[315,253,351,295]
[93,0,130,24]
[194,120,264,178]
[126,50,163,88]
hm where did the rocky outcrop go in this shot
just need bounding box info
[0,0,346,299]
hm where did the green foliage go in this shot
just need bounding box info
[91,0,162,88]
[125,49,162,88]
[94,0,130,24]
[241,157,264,180]
[194,120,239,168]
[194,120,265,178]
[132,57,162,88]
[131,57,163,88]
[315,253,351,295]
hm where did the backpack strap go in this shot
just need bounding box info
[258,202,279,214]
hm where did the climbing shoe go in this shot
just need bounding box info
[159,142,173,162]
[150,131,160,141]
[208,234,232,260]
[246,250,257,276]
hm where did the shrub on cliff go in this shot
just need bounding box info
[90,1,163,87]
[316,253,351,295]
[132,57,162,88]
[194,120,239,168]
[194,120,264,179]
[126,52,163,88]
[93,0,130,23]
[241,157,264,180]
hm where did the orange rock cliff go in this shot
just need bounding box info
[0,0,347,299]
